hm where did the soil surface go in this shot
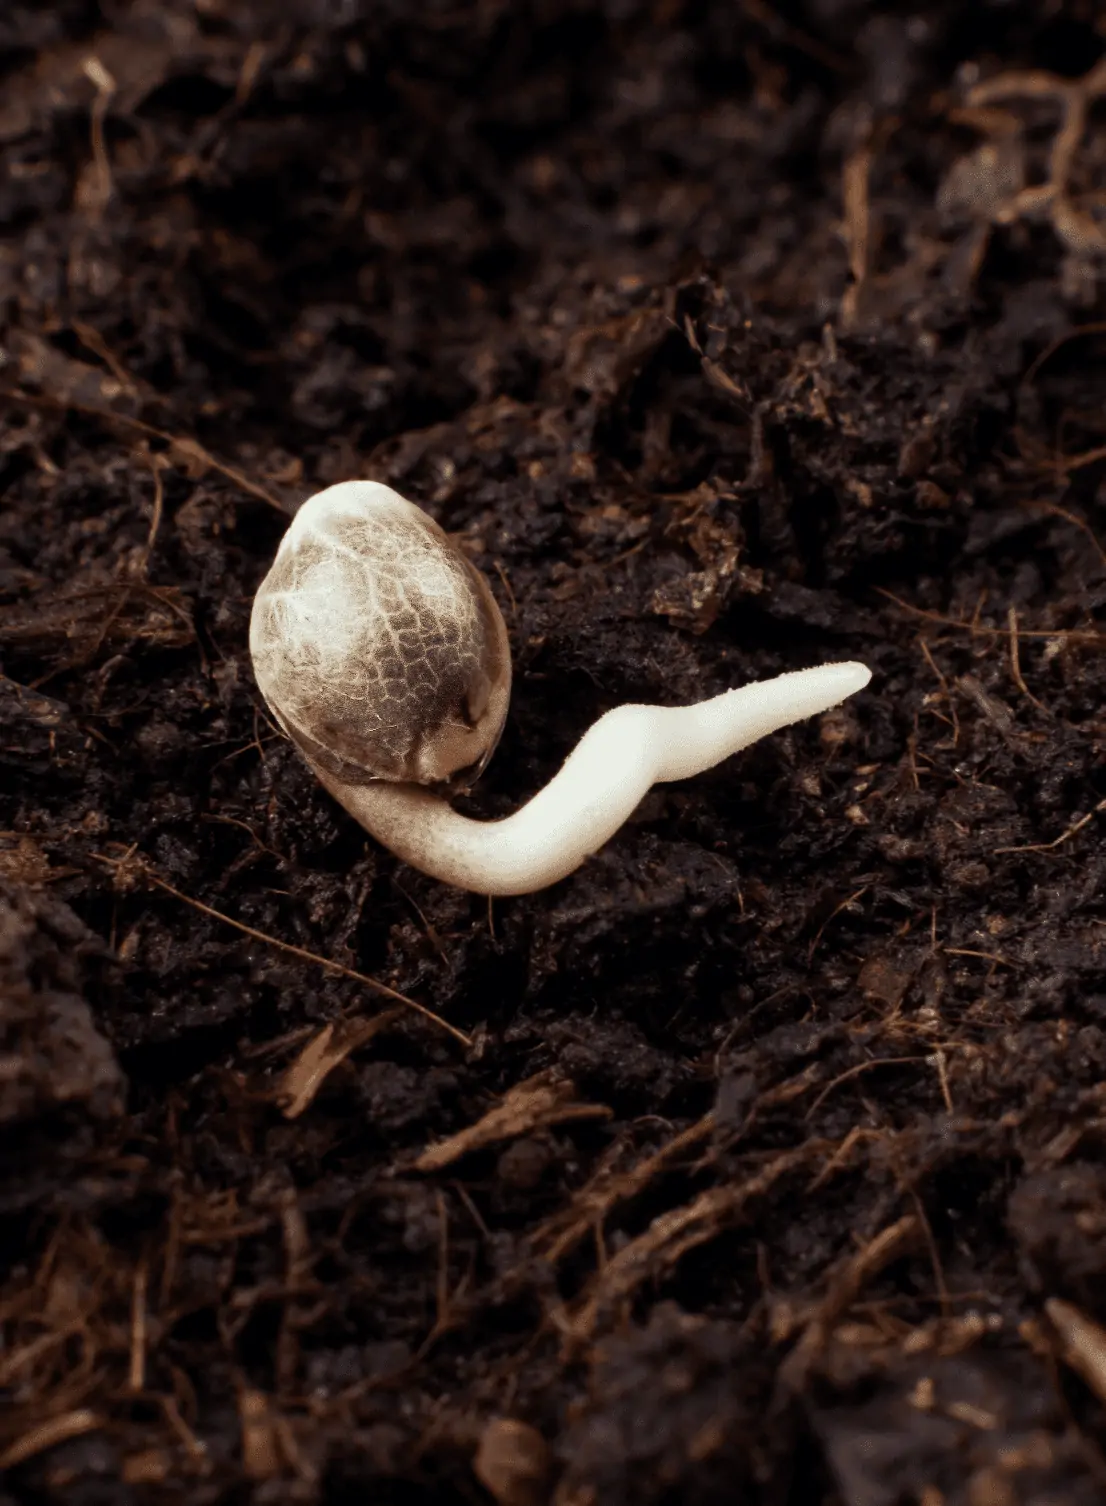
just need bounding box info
[3,2,1106,1503]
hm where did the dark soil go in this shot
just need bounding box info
[3,2,1106,1502]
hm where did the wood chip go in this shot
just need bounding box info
[0,1409,101,1471]
[1046,1297,1106,1405]
[239,1389,281,1480]
[415,1071,611,1172]
[278,1010,403,1118]
[474,1418,551,1506]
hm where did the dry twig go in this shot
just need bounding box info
[93,847,470,1046]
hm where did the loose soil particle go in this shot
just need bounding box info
[3,2,1106,1503]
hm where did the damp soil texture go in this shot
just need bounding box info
[4,2,1106,1503]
